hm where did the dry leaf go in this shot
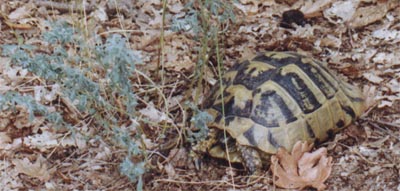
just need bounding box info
[24,130,60,152]
[0,111,12,130]
[271,141,333,190]
[168,2,184,14]
[14,106,42,129]
[164,163,177,179]
[8,5,32,20]
[372,52,395,64]
[12,155,52,181]
[0,132,12,145]
[363,84,378,110]
[372,28,400,41]
[139,102,173,123]
[34,84,60,102]
[60,132,87,149]
[91,6,108,22]
[301,0,333,18]
[167,148,188,168]
[348,2,399,29]
[148,7,163,27]
[319,35,341,48]
[363,72,384,84]
[323,1,358,23]
[234,1,259,15]
[164,35,196,71]
[378,100,393,108]
[139,134,157,149]
[5,67,29,85]
[387,79,400,93]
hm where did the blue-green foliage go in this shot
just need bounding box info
[0,91,47,121]
[3,46,102,113]
[95,34,141,114]
[0,91,67,127]
[1,21,145,188]
[114,126,146,187]
[171,0,236,34]
[172,0,232,144]
[2,44,35,68]
[120,158,145,191]
[1,22,141,114]
[188,103,213,143]
[206,0,236,23]
[42,21,74,44]
[171,8,201,34]
[114,127,143,156]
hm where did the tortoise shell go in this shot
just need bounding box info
[206,51,365,154]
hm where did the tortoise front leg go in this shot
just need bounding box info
[237,144,263,174]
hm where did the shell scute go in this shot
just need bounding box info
[207,51,365,154]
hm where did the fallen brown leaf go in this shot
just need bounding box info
[348,1,399,29]
[301,0,334,18]
[8,4,34,20]
[139,102,173,123]
[12,155,52,182]
[167,148,188,168]
[271,141,333,191]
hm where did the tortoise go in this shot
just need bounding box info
[194,51,365,174]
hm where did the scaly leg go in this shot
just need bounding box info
[237,144,263,175]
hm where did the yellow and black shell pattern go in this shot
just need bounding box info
[206,51,365,154]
